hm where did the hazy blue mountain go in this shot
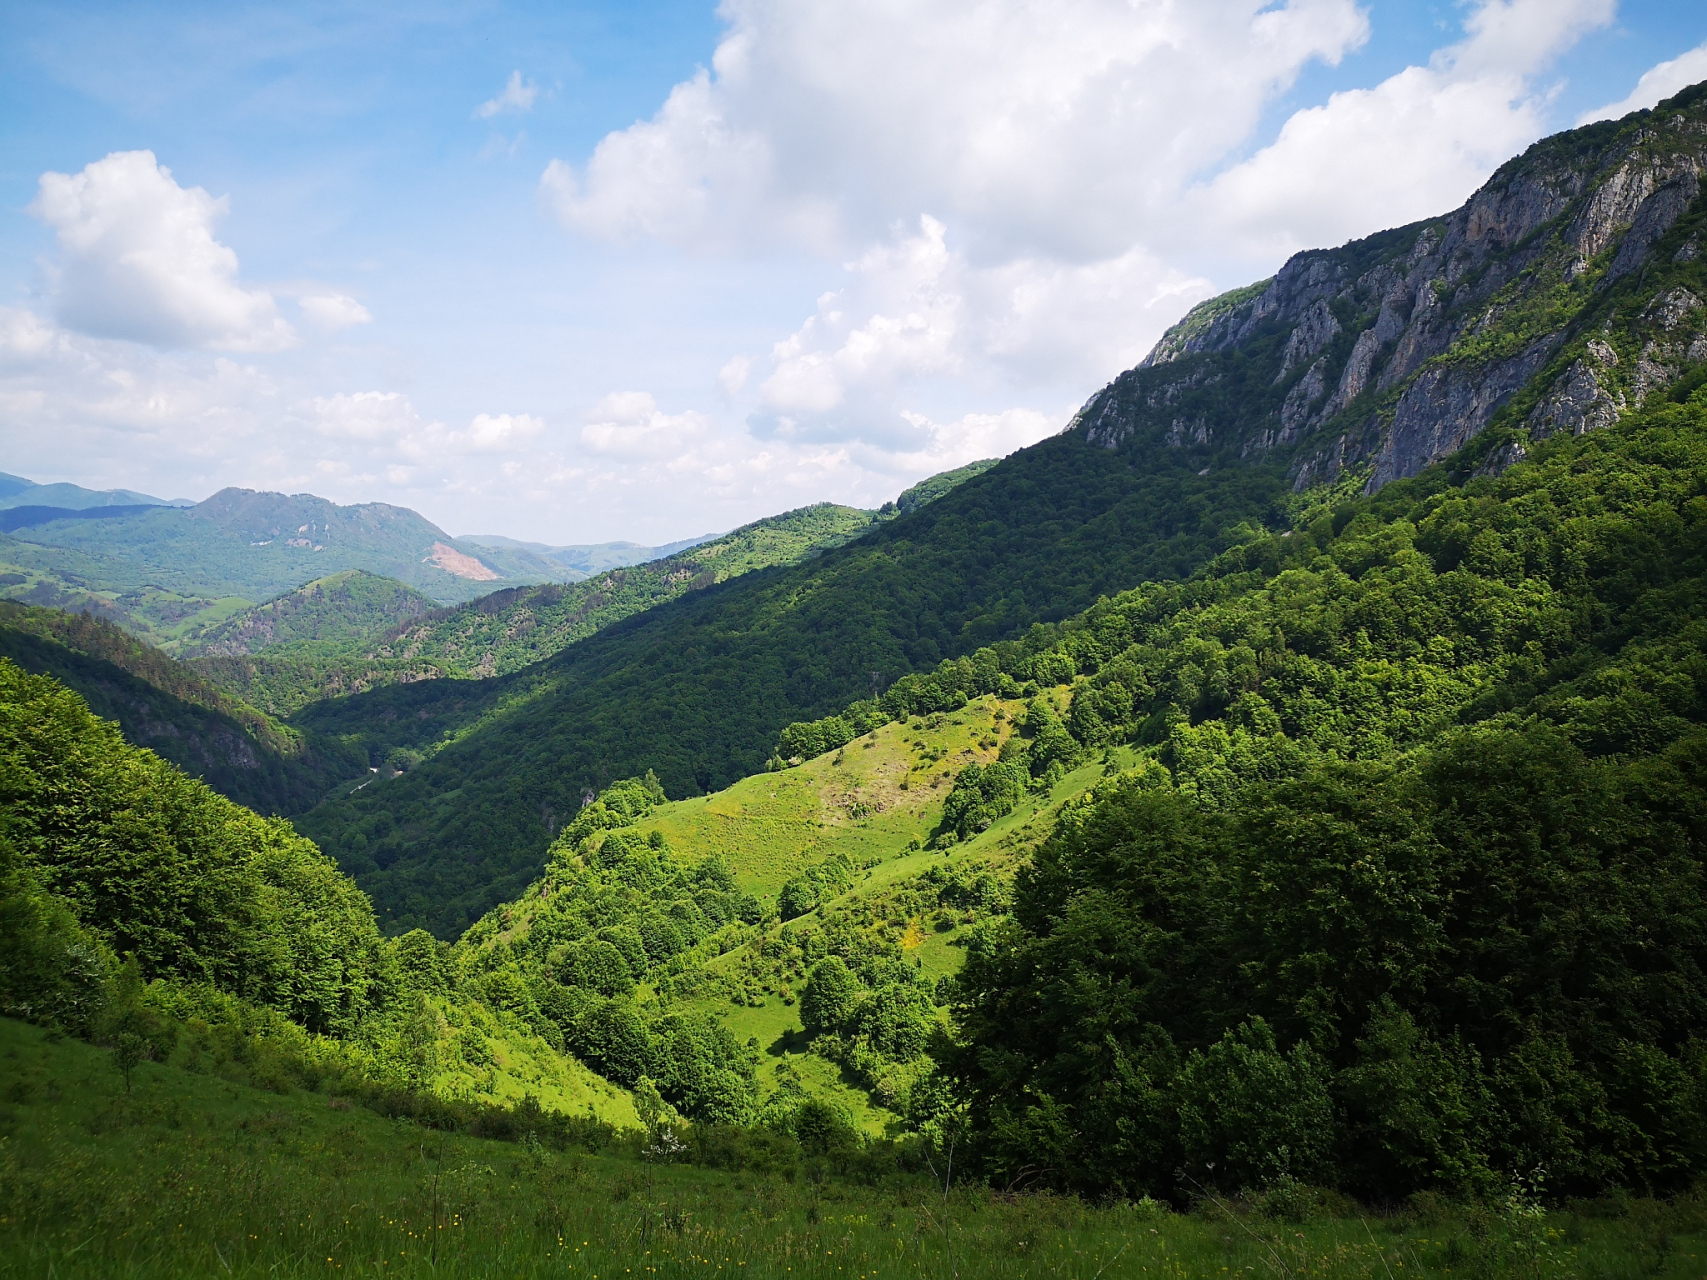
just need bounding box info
[457,532,720,576]
[0,487,581,646]
[0,471,192,510]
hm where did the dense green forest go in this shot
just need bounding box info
[176,569,438,657]
[755,384,1707,1201]
[0,602,361,813]
[0,658,636,1116]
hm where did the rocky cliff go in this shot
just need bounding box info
[1071,81,1707,495]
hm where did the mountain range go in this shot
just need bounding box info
[0,470,193,511]
[5,81,1707,1214]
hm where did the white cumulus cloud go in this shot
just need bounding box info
[304,390,422,443]
[538,0,1621,471]
[297,293,373,331]
[1579,40,1707,125]
[543,0,1372,259]
[580,392,711,458]
[1202,0,1617,259]
[30,150,297,352]
[456,412,545,452]
[476,71,538,120]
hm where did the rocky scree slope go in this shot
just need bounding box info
[1076,81,1707,494]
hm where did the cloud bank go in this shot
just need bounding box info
[30,151,297,352]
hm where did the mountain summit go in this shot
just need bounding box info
[1074,81,1707,494]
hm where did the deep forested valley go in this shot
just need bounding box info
[7,80,1707,1279]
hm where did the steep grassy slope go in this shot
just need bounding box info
[458,691,1121,1130]
[16,1018,1669,1280]
[0,602,361,814]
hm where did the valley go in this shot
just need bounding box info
[6,82,1707,1273]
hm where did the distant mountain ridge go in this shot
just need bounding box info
[0,485,583,645]
[0,470,191,510]
[0,504,166,533]
[186,501,891,715]
[458,532,719,577]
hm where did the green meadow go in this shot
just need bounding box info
[8,1017,1706,1280]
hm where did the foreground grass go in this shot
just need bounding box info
[2,1019,1703,1280]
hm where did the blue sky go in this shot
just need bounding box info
[1,0,1704,542]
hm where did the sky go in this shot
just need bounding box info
[1,1,1705,544]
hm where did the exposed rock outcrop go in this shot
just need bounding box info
[1528,340,1625,439]
[1068,80,1707,495]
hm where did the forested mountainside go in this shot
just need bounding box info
[892,457,999,512]
[296,85,1707,940]
[0,602,359,814]
[0,486,574,645]
[481,374,1707,1199]
[185,501,885,715]
[293,440,1286,935]
[0,658,635,1120]
[175,570,438,658]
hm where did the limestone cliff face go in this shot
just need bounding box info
[1070,81,1707,495]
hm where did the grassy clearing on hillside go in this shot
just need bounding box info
[4,1018,1703,1280]
[630,698,1145,1131]
[639,693,1054,903]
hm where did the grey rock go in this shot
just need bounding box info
[1074,393,1129,451]
[1569,159,1663,259]
[1528,341,1624,439]
[1327,329,1383,416]
[1608,174,1701,280]
[1276,300,1340,380]
[1277,357,1329,440]
[1165,418,1211,447]
[1630,288,1707,401]
[1366,335,1561,490]
[1474,440,1528,478]
[1643,286,1704,331]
